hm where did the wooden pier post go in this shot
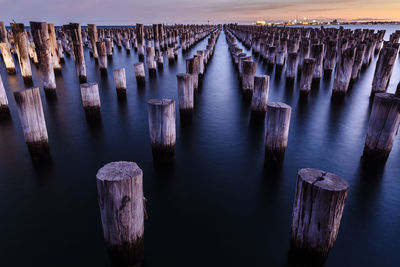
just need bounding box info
[299,58,316,97]
[371,45,399,97]
[298,38,310,70]
[177,73,194,118]
[362,93,400,162]
[136,24,145,61]
[96,161,145,267]
[286,52,298,82]
[0,21,16,74]
[147,99,176,158]
[13,87,49,156]
[290,168,349,266]
[0,74,9,115]
[241,60,257,98]
[96,41,107,74]
[196,50,206,77]
[332,47,356,98]
[323,40,337,75]
[47,24,62,73]
[80,83,101,116]
[146,47,156,75]
[134,62,146,86]
[56,40,65,63]
[311,44,324,82]
[113,68,127,96]
[88,24,98,59]
[30,22,56,93]
[250,75,269,117]
[105,38,113,59]
[351,44,366,81]
[186,57,200,91]
[264,102,291,164]
[66,23,87,83]
[10,23,33,84]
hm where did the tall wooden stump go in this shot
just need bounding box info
[0,43,16,74]
[298,38,310,70]
[362,93,400,162]
[96,161,145,267]
[66,23,87,83]
[323,40,337,74]
[134,62,145,86]
[80,83,101,117]
[311,44,324,82]
[0,74,10,116]
[241,60,257,99]
[300,59,316,97]
[88,24,98,59]
[290,168,349,266]
[250,75,269,117]
[113,68,127,97]
[146,47,156,76]
[10,23,33,84]
[332,47,356,98]
[186,57,200,91]
[286,52,298,82]
[196,50,205,77]
[147,99,176,158]
[264,102,291,165]
[177,73,194,119]
[96,41,107,74]
[47,24,62,73]
[371,45,399,97]
[136,24,144,61]
[13,87,49,157]
[351,44,366,81]
[105,38,113,59]
[167,47,175,64]
[30,22,56,94]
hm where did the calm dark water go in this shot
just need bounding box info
[0,26,400,267]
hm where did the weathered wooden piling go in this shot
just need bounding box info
[266,46,276,66]
[264,102,291,164]
[134,62,146,86]
[88,24,98,59]
[351,44,366,81]
[298,38,310,70]
[323,40,337,74]
[136,24,144,61]
[311,44,324,82]
[47,24,62,72]
[96,161,145,267]
[147,99,176,158]
[146,47,156,75]
[241,60,257,98]
[155,51,163,69]
[186,57,200,91]
[10,23,33,84]
[290,168,349,265]
[66,23,87,83]
[0,74,9,115]
[30,22,56,93]
[196,50,206,77]
[105,38,113,59]
[332,47,356,98]
[286,52,298,82]
[80,83,101,116]
[56,40,65,63]
[177,73,194,117]
[300,58,316,97]
[362,93,400,162]
[13,87,49,156]
[0,21,16,74]
[113,68,127,96]
[250,75,269,117]
[96,41,107,74]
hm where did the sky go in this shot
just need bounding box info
[1,0,400,25]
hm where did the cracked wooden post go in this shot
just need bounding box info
[0,74,9,116]
[177,73,194,119]
[362,93,400,162]
[155,50,163,69]
[96,41,107,74]
[67,23,87,83]
[10,23,33,84]
[196,50,206,78]
[264,102,291,165]
[96,161,145,267]
[134,62,145,86]
[153,24,160,51]
[242,60,257,99]
[146,46,156,76]
[266,46,276,66]
[88,24,98,59]
[323,40,337,75]
[300,58,316,97]
[136,24,144,61]
[30,22,56,94]
[0,21,16,74]
[48,24,62,73]
[286,52,298,82]
[13,87,49,157]
[290,168,349,266]
[371,44,399,97]
[105,38,113,59]
[147,99,176,158]
[332,47,356,98]
[186,57,200,91]
[113,68,126,97]
[311,44,324,82]
[250,75,269,117]
[167,47,175,64]
[80,83,101,117]
[276,38,287,72]
[351,43,366,81]
[56,40,65,63]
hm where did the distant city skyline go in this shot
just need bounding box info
[0,0,399,25]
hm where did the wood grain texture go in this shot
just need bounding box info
[113,68,127,95]
[241,60,257,98]
[0,43,16,74]
[177,73,194,113]
[332,47,356,97]
[371,44,399,96]
[0,74,9,114]
[250,75,269,115]
[300,58,316,97]
[10,23,32,82]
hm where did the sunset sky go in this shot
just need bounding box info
[1,0,399,25]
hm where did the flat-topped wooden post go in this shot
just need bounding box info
[96,161,145,267]
[351,44,366,81]
[136,24,144,61]
[286,52,298,82]
[88,24,98,59]
[80,83,101,117]
[186,57,200,91]
[134,62,145,86]
[300,58,316,97]
[265,102,291,165]
[0,21,16,74]
[250,75,269,117]
[362,93,400,162]
[241,60,257,99]
[323,40,337,75]
[30,21,56,94]
[147,99,176,158]
[0,74,9,116]
[105,38,113,59]
[332,47,356,98]
[66,23,87,83]
[10,23,33,84]
[13,87,49,157]
[196,50,205,78]
[177,73,194,118]
[290,168,349,266]
[96,41,107,74]
[146,47,156,76]
[56,40,65,63]
[311,44,324,82]
[47,24,62,73]
[113,68,126,96]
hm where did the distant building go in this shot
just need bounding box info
[256,20,266,26]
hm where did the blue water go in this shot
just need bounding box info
[0,26,399,266]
